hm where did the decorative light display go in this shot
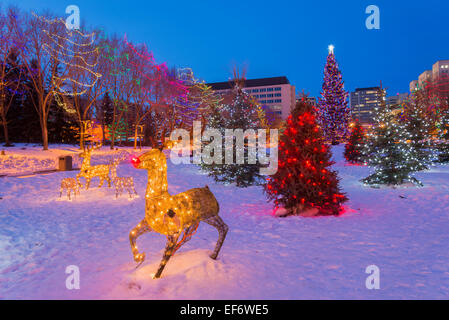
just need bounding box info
[265,98,348,216]
[344,121,366,164]
[362,88,423,186]
[129,142,228,279]
[318,45,350,144]
[200,83,263,187]
[76,144,111,189]
[59,177,81,200]
[399,95,433,171]
[110,161,137,199]
[32,13,102,98]
[438,107,449,162]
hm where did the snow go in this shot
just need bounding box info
[1,144,449,299]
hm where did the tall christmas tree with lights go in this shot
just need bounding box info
[318,45,350,145]
[265,98,347,216]
[362,87,423,186]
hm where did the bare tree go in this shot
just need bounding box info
[14,12,70,150]
[0,7,22,146]
[56,26,107,150]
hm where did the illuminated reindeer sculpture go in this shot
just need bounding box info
[129,142,228,279]
[110,160,137,199]
[77,143,111,190]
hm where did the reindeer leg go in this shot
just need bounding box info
[154,233,180,279]
[129,219,151,263]
[98,177,104,188]
[85,178,91,190]
[203,216,228,260]
[59,187,63,198]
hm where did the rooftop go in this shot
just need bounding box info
[207,76,290,90]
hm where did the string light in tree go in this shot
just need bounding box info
[362,86,424,186]
[265,97,348,216]
[318,44,350,145]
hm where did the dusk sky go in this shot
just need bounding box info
[4,0,449,97]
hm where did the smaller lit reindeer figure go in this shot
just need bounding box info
[60,177,81,200]
[77,143,111,190]
[110,160,137,199]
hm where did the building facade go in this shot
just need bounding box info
[207,76,296,123]
[350,87,385,125]
[386,93,409,109]
[410,59,449,96]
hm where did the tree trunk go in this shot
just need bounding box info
[110,130,115,150]
[133,125,138,150]
[42,119,48,150]
[79,123,85,150]
[2,118,11,146]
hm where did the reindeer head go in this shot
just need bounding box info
[132,141,177,197]
[80,142,102,161]
[131,140,176,171]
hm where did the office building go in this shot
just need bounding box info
[350,87,385,125]
[410,59,449,96]
[207,76,296,122]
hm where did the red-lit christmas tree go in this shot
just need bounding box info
[318,45,350,145]
[265,98,348,216]
[344,121,366,164]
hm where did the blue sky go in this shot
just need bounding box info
[3,0,449,97]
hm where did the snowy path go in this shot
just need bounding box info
[1,146,449,299]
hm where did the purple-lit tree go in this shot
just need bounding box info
[318,45,350,145]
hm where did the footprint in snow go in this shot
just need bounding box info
[127,281,141,291]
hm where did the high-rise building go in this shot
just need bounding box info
[350,87,385,125]
[207,76,296,122]
[410,59,449,97]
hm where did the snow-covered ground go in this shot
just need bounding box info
[0,143,132,176]
[0,144,448,299]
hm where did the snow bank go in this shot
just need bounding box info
[0,144,142,176]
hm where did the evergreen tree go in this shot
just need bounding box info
[344,121,366,164]
[47,101,77,144]
[437,106,449,163]
[362,89,422,186]
[265,98,347,216]
[318,46,350,145]
[103,92,114,127]
[12,59,40,143]
[401,97,433,171]
[200,83,262,187]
